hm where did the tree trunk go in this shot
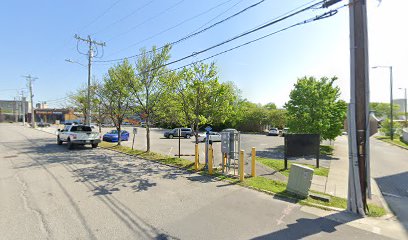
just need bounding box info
[118,124,122,146]
[193,122,199,144]
[146,116,150,152]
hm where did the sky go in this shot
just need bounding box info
[0,0,407,108]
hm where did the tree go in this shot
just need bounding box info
[284,76,347,140]
[68,78,106,131]
[129,45,173,152]
[98,60,134,145]
[370,102,401,119]
[268,109,287,129]
[171,62,238,143]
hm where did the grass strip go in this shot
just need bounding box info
[99,142,205,171]
[320,145,334,156]
[99,142,385,217]
[257,157,329,177]
[241,177,385,217]
[375,136,408,149]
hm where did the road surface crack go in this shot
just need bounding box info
[14,172,52,239]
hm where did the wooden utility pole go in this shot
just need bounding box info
[21,91,25,126]
[74,34,105,125]
[348,0,370,215]
[23,75,38,127]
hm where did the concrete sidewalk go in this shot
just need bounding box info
[325,136,388,208]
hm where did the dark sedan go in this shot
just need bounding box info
[103,130,130,142]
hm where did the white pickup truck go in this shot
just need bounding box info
[57,124,101,149]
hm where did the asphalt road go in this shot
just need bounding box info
[370,137,408,230]
[0,123,393,239]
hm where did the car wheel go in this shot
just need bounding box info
[185,134,191,139]
[67,138,73,150]
[91,143,98,148]
[57,136,63,145]
[169,134,174,139]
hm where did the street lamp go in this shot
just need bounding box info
[372,66,394,140]
[65,59,91,125]
[399,87,407,127]
[65,59,87,67]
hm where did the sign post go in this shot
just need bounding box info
[178,128,181,158]
[204,126,212,167]
[132,127,137,150]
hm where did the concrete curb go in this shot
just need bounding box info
[34,126,387,219]
[375,137,408,151]
[100,145,353,214]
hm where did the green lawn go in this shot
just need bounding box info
[99,142,385,217]
[376,136,408,149]
[240,176,385,217]
[257,157,329,177]
[320,145,334,156]
[99,141,205,171]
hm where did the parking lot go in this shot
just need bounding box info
[47,125,331,175]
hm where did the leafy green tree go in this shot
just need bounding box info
[129,45,173,152]
[268,109,287,129]
[370,102,401,119]
[284,76,347,140]
[98,60,135,145]
[171,62,238,143]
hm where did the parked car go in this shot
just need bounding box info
[37,122,51,127]
[103,130,130,142]
[164,128,192,139]
[57,125,100,149]
[281,128,289,137]
[197,132,222,142]
[101,123,114,127]
[267,128,279,136]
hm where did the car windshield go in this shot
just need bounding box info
[109,130,119,134]
[71,126,92,132]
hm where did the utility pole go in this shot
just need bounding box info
[14,97,18,122]
[23,75,38,128]
[21,90,26,126]
[348,0,370,215]
[74,34,105,125]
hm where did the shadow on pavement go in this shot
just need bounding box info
[375,172,408,232]
[251,211,366,240]
[11,137,187,194]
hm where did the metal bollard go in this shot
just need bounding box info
[251,147,256,177]
[195,144,199,171]
[209,145,213,175]
[239,150,244,181]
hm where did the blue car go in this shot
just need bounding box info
[103,130,130,142]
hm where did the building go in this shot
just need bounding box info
[28,108,79,124]
[35,101,48,109]
[0,99,29,122]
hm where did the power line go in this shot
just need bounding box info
[95,0,266,63]
[105,0,236,58]
[106,0,188,42]
[110,4,343,81]
[78,0,123,34]
[186,0,245,35]
[156,8,340,77]
[91,0,156,36]
[148,0,326,70]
